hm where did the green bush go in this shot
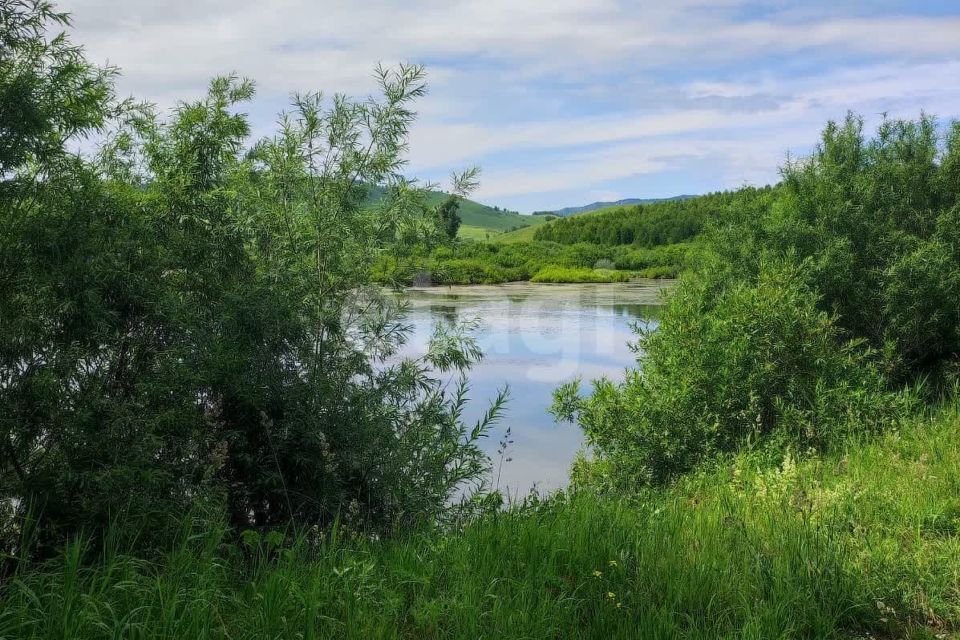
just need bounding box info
[557,113,960,489]
[710,114,960,380]
[433,258,527,284]
[633,265,680,279]
[531,266,632,283]
[610,243,692,271]
[553,260,911,487]
[375,239,691,286]
[0,3,502,557]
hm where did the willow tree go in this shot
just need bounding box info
[1,0,501,559]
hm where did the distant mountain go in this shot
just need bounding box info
[551,195,697,217]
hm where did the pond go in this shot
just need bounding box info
[400,281,670,497]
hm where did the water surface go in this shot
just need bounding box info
[401,281,669,497]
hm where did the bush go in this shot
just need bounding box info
[553,261,911,488]
[611,243,692,271]
[556,113,960,489]
[531,266,631,283]
[433,258,526,284]
[633,265,680,279]
[710,114,960,380]
[375,239,691,286]
[0,3,502,558]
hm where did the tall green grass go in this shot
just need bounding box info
[4,408,959,639]
[531,266,631,283]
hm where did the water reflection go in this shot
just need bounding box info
[400,281,669,497]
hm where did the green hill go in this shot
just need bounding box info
[551,195,697,217]
[421,192,543,233]
[498,191,725,245]
[369,187,545,239]
[495,223,543,243]
[532,189,773,247]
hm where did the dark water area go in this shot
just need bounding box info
[400,281,670,497]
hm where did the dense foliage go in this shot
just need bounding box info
[556,114,960,488]
[530,266,631,283]
[554,259,909,487]
[532,190,770,247]
[761,116,960,378]
[374,239,691,285]
[5,407,960,638]
[395,190,772,287]
[1,2,502,559]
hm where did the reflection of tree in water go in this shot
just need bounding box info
[430,304,459,325]
[613,303,660,320]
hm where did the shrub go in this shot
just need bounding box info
[0,3,502,558]
[611,243,692,271]
[710,114,960,380]
[433,258,526,284]
[553,260,911,488]
[634,265,679,279]
[556,113,960,489]
[531,266,631,283]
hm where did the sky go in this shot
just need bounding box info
[60,0,960,212]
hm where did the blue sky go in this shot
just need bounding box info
[62,0,960,212]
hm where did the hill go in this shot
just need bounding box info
[549,195,697,217]
[422,192,543,232]
[367,187,545,237]
[495,223,542,243]
[532,190,767,247]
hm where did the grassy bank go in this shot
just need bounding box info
[4,406,959,639]
[373,240,690,285]
[530,266,631,282]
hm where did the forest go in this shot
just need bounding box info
[3,2,960,638]
[370,190,777,285]
[532,191,752,247]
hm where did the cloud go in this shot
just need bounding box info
[412,57,960,199]
[58,0,960,209]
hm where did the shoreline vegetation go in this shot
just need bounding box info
[4,2,960,638]
[373,190,770,286]
[4,408,959,638]
[372,238,695,285]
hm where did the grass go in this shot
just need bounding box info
[4,407,960,639]
[632,264,681,278]
[496,223,543,243]
[420,192,546,233]
[530,266,632,283]
[456,224,500,241]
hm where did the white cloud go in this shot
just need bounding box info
[56,0,960,207]
[410,57,960,199]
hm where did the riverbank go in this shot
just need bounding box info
[404,279,674,301]
[5,405,958,639]
[372,240,691,286]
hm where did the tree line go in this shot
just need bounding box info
[533,189,773,247]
